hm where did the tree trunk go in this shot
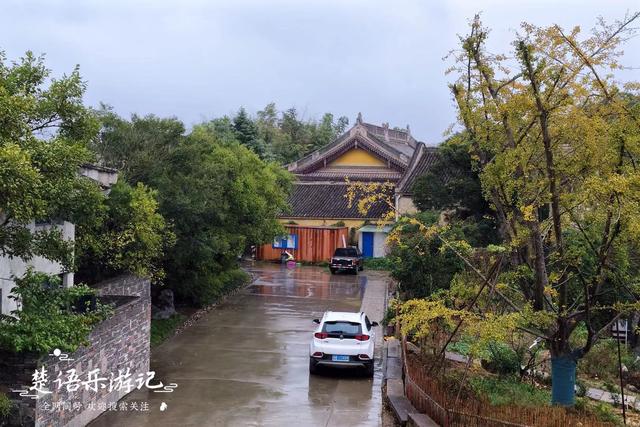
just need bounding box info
[551,355,577,406]
[530,221,548,310]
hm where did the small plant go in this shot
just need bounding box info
[591,402,620,424]
[447,334,481,357]
[382,305,396,327]
[574,397,587,411]
[0,393,12,419]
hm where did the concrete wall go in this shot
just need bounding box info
[0,275,150,427]
[79,165,118,192]
[0,221,75,315]
[373,232,389,257]
[396,195,417,216]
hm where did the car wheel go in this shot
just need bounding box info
[330,268,336,274]
[309,357,319,375]
[365,361,374,377]
[353,268,358,275]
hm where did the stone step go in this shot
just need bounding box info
[388,339,400,358]
[387,378,404,397]
[386,355,403,380]
[408,413,439,427]
[388,395,414,426]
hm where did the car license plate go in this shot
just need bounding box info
[332,355,349,362]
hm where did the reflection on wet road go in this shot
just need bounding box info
[90,263,387,427]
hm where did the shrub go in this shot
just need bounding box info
[173,268,250,307]
[0,272,113,354]
[578,338,634,382]
[0,393,11,419]
[382,303,396,327]
[481,342,521,376]
[447,335,481,357]
[363,257,393,271]
[150,314,186,348]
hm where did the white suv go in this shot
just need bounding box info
[309,311,379,377]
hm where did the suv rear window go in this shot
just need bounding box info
[334,248,358,257]
[322,321,362,337]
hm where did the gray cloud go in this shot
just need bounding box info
[1,0,638,143]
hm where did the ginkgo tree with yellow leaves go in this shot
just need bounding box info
[349,12,640,407]
[449,12,640,406]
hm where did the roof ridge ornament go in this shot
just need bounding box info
[356,112,363,124]
[383,122,389,142]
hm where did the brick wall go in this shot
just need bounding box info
[0,274,150,427]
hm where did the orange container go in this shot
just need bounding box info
[256,225,349,263]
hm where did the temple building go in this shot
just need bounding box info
[262,113,438,261]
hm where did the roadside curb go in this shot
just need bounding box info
[383,338,438,427]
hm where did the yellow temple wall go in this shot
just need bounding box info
[328,148,386,167]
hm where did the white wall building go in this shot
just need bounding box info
[358,225,391,258]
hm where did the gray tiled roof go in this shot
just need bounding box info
[281,183,393,219]
[396,145,440,193]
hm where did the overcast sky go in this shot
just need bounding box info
[2,0,638,144]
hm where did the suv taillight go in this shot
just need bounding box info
[314,332,328,339]
[355,334,370,341]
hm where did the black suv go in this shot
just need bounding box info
[330,247,364,274]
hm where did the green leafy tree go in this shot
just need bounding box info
[412,134,491,221]
[0,51,100,267]
[74,181,175,284]
[388,212,466,298]
[94,108,185,184]
[233,107,265,157]
[256,104,349,164]
[96,112,292,306]
[158,127,291,304]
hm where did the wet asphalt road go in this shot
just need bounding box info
[90,263,388,427]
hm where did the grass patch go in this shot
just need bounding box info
[363,257,393,270]
[469,376,550,407]
[150,314,186,348]
[0,393,12,418]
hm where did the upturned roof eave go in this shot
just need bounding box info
[286,123,415,174]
